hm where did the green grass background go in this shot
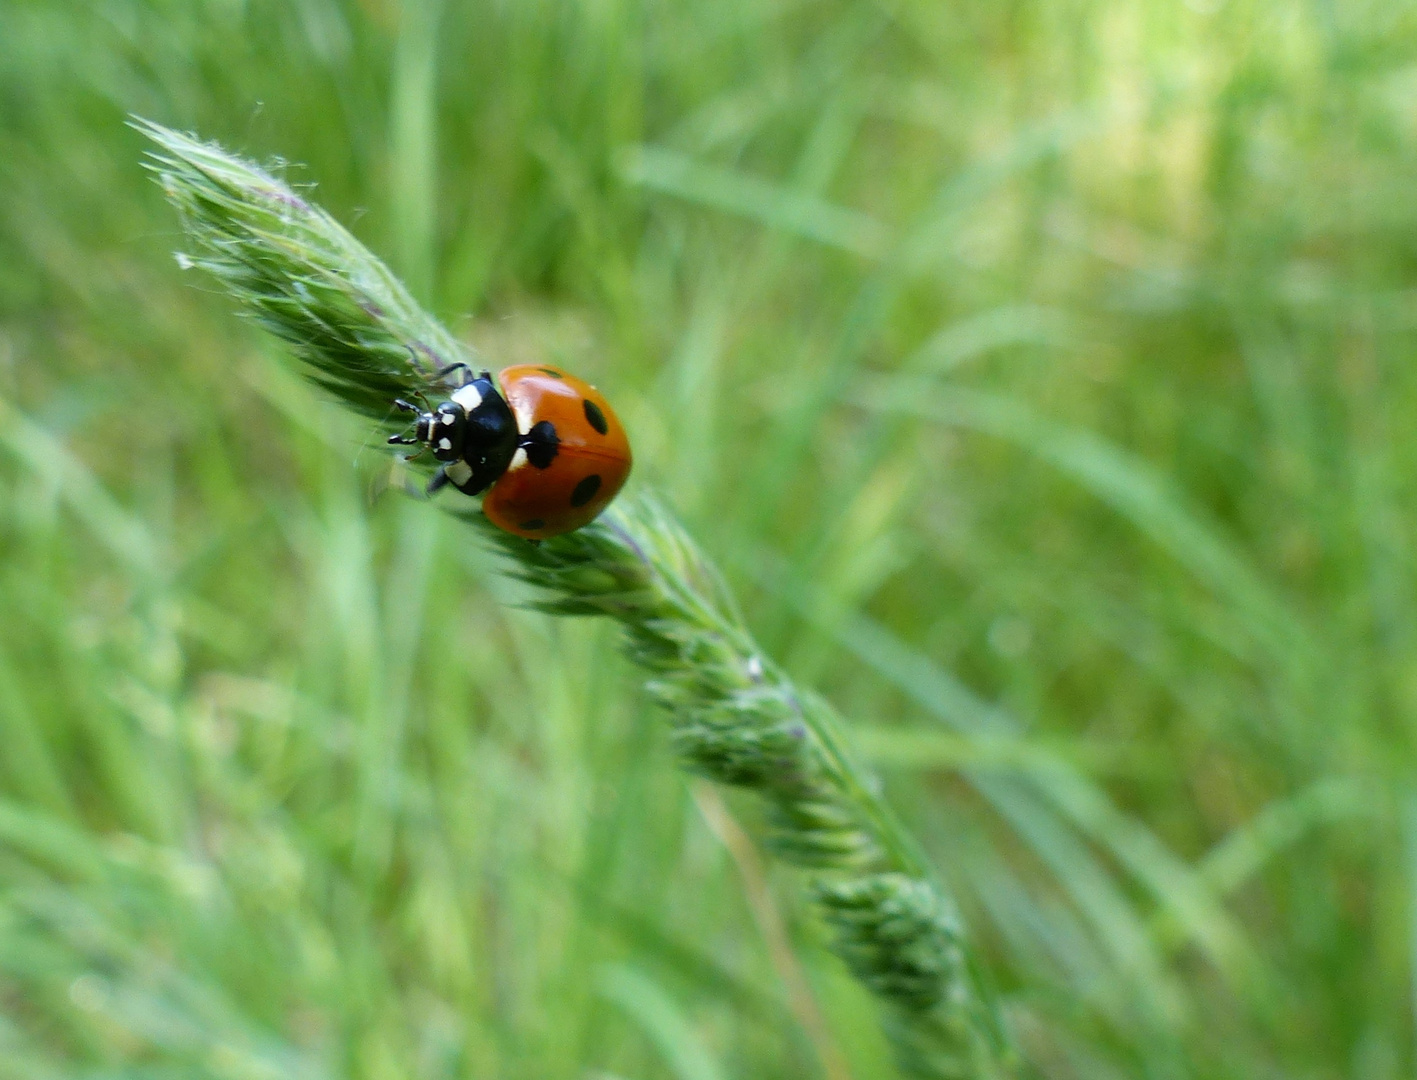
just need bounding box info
[1,0,1414,1076]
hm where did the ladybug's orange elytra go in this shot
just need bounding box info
[483,365,632,539]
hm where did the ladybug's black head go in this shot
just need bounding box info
[424,403,466,461]
[387,372,519,495]
[389,399,465,462]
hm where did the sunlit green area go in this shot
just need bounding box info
[3,1,1416,1076]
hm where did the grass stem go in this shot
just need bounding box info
[137,118,1018,1079]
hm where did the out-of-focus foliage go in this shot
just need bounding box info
[1,1,1415,1077]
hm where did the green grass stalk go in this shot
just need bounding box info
[135,118,1018,1080]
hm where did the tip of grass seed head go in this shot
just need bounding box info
[129,115,203,169]
[132,117,314,215]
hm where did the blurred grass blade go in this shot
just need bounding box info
[1032,765,1265,994]
[0,396,160,581]
[0,648,74,817]
[981,779,1185,1030]
[1196,778,1369,899]
[860,379,1308,667]
[902,306,1081,375]
[598,965,730,1080]
[1403,792,1417,1050]
[893,109,1100,277]
[0,801,104,882]
[855,726,1136,777]
[618,145,889,258]
[389,0,443,301]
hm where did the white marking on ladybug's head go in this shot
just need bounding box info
[446,460,473,485]
[508,447,528,472]
[451,383,483,412]
[438,437,453,451]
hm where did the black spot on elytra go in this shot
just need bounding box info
[523,420,559,468]
[582,398,608,435]
[538,367,564,378]
[570,474,602,508]
[519,519,545,531]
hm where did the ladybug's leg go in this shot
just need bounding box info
[452,459,499,496]
[405,346,463,386]
[431,362,473,386]
[519,420,561,469]
[427,459,495,497]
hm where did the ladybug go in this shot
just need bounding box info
[389,362,632,539]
